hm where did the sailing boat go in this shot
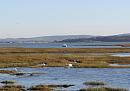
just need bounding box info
[62,44,68,47]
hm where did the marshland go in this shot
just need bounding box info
[0,47,130,90]
[0,48,130,68]
[1,0,130,90]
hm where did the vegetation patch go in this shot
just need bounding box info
[1,80,15,85]
[79,87,128,91]
[84,81,106,86]
[0,48,130,68]
[12,73,25,76]
[47,84,74,88]
[28,85,52,91]
[28,84,74,91]
[0,85,25,91]
[0,70,16,74]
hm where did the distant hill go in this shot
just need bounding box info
[59,33,130,42]
[114,33,130,36]
[0,35,93,43]
[1,33,130,43]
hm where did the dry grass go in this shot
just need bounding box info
[0,85,25,91]
[0,48,130,68]
[1,48,130,53]
[0,70,16,74]
[28,85,51,91]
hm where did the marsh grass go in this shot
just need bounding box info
[84,81,106,86]
[0,70,16,74]
[47,84,74,88]
[28,85,52,91]
[1,48,130,53]
[0,80,127,91]
[79,87,128,91]
[0,48,130,68]
[0,85,25,91]
[28,84,74,91]
[1,80,15,85]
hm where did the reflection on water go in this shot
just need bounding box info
[0,42,130,48]
[112,53,130,57]
[0,67,130,90]
[109,64,130,67]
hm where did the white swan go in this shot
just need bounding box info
[14,68,18,72]
[68,64,73,67]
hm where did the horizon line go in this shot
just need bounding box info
[0,32,129,39]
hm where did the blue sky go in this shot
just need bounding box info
[0,0,130,38]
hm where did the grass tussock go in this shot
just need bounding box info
[0,70,16,74]
[0,85,25,91]
[84,81,106,86]
[47,84,74,88]
[28,84,74,91]
[28,85,52,91]
[1,80,15,85]
[79,87,128,91]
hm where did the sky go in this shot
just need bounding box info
[0,0,130,38]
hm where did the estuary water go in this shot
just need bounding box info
[0,67,130,91]
[112,53,130,57]
[0,42,130,48]
[0,42,130,90]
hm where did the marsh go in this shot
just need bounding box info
[0,67,130,91]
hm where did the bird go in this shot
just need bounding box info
[62,44,68,47]
[41,63,47,66]
[14,68,18,72]
[64,64,73,68]
[68,64,73,68]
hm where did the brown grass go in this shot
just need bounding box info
[0,85,25,91]
[0,48,130,68]
[1,48,130,53]
[0,70,16,74]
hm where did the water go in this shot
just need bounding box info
[109,63,130,67]
[0,67,130,91]
[112,53,130,57]
[0,42,130,90]
[0,42,130,48]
